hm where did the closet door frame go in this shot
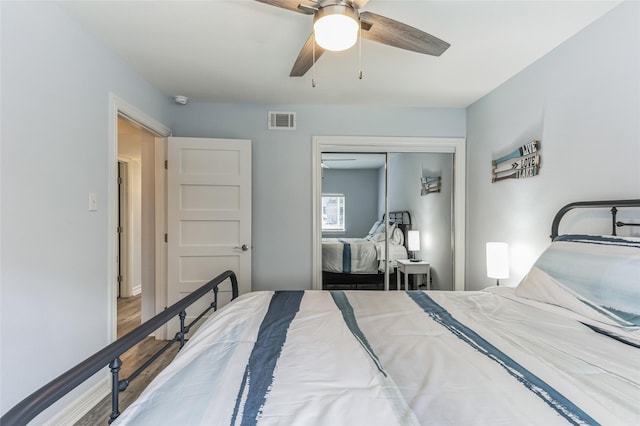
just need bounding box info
[312,136,466,291]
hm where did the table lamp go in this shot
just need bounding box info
[486,242,509,286]
[408,230,421,262]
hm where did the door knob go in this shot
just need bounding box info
[234,244,249,251]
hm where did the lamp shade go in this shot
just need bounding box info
[313,6,359,51]
[407,230,421,252]
[486,242,509,279]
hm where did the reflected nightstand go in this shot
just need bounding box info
[396,259,431,291]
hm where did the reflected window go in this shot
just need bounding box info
[322,194,345,232]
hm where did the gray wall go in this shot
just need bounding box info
[0,2,172,418]
[169,105,466,291]
[321,168,381,238]
[465,1,640,290]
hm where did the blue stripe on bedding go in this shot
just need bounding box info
[330,291,386,376]
[339,240,352,273]
[407,292,599,426]
[231,291,304,426]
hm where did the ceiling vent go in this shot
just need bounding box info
[268,111,296,130]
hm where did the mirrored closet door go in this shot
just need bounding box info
[320,153,388,290]
[319,151,454,291]
[387,152,454,291]
[312,136,465,292]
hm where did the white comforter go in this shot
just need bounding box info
[115,289,639,425]
[322,238,407,273]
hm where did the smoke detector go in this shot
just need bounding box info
[173,95,189,105]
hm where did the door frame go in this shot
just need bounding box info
[312,136,466,291]
[108,94,171,342]
[117,160,131,298]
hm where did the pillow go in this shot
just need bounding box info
[365,221,382,239]
[370,223,397,242]
[515,234,640,327]
[390,227,404,246]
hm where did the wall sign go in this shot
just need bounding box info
[421,176,441,195]
[492,140,540,183]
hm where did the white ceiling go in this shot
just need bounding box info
[58,0,621,108]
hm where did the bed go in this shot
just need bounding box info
[3,199,640,425]
[322,211,410,290]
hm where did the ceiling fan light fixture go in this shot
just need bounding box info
[313,5,359,52]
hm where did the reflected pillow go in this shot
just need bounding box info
[390,227,404,245]
[515,234,640,327]
[370,223,397,242]
[365,221,382,239]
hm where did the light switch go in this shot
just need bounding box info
[89,193,98,211]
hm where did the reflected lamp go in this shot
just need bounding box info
[408,230,421,262]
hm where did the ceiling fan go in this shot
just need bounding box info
[255,0,451,77]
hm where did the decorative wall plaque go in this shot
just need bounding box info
[421,176,441,195]
[492,140,540,183]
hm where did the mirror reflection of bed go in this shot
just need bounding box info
[321,152,454,290]
[322,212,410,290]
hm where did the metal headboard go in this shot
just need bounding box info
[385,210,412,226]
[550,199,640,240]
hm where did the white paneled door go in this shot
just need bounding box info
[167,137,251,335]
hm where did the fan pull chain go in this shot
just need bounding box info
[312,34,317,88]
[358,19,363,80]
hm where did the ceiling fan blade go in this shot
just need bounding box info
[360,11,450,56]
[290,33,326,77]
[254,0,316,15]
[350,0,370,9]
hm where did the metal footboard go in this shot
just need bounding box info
[1,270,239,426]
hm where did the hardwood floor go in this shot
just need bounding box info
[75,295,179,425]
[117,294,143,338]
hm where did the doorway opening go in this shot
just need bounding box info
[108,94,171,343]
[116,115,159,336]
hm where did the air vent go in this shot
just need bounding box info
[268,111,296,130]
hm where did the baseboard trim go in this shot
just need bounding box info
[44,376,109,426]
[131,285,142,296]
